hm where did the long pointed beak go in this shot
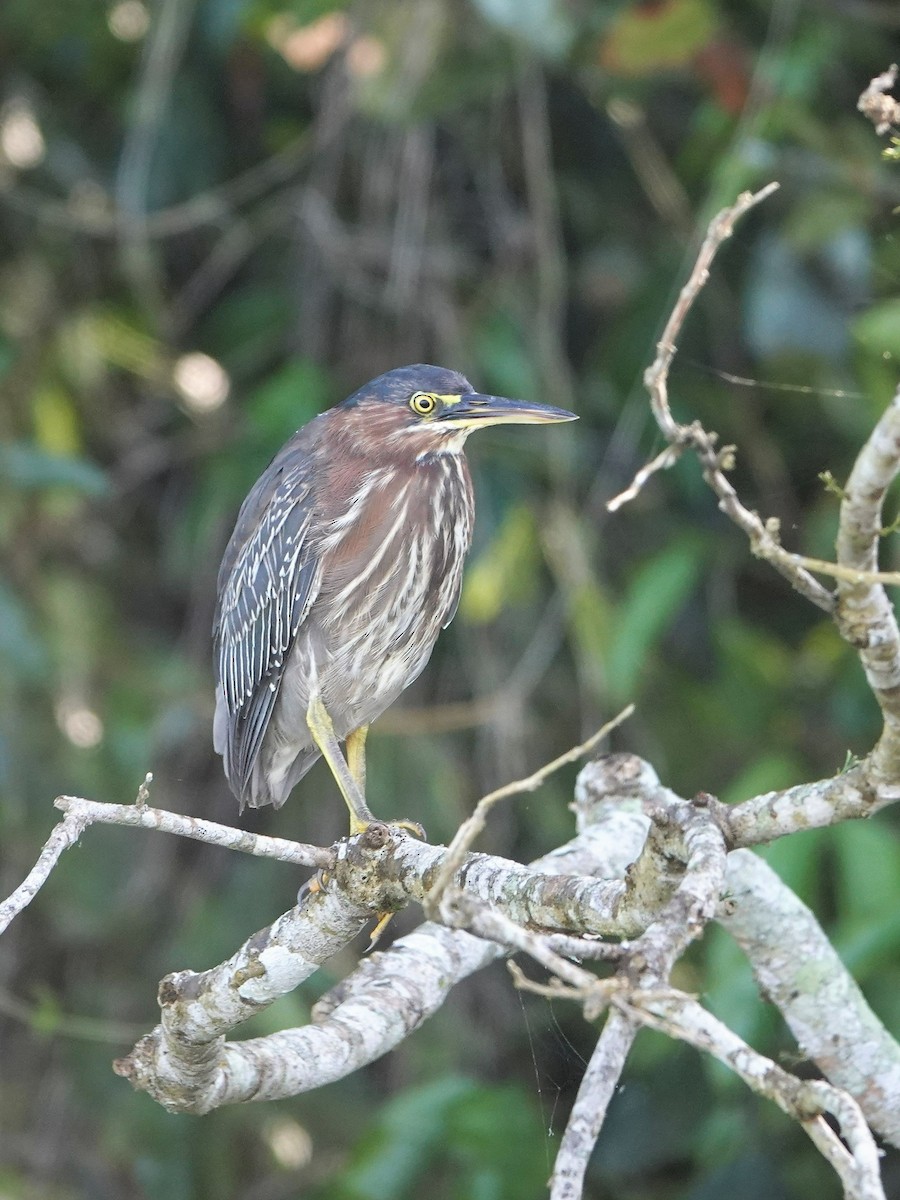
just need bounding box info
[436,393,577,429]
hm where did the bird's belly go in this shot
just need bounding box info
[316,603,441,735]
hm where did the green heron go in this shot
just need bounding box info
[213,364,575,834]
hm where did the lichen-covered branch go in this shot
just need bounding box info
[623,993,885,1200]
[720,850,900,1146]
[715,765,891,846]
[574,754,900,1152]
[116,800,645,1112]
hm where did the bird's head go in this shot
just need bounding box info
[339,364,576,457]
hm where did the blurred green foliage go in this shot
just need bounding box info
[1,0,899,1197]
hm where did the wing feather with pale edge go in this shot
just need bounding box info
[213,454,320,800]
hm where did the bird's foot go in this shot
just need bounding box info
[296,866,330,906]
[349,816,427,841]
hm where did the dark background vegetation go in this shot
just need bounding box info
[2,1,900,1196]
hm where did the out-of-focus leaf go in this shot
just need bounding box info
[568,579,614,702]
[32,383,82,456]
[72,309,165,381]
[852,297,900,361]
[832,821,900,925]
[200,287,293,375]
[445,1082,547,1196]
[758,828,827,909]
[599,0,717,75]
[474,311,538,403]
[0,334,15,378]
[329,1076,475,1200]
[836,906,900,977]
[326,1075,547,1200]
[0,441,107,495]
[783,192,870,253]
[720,752,802,806]
[246,358,332,444]
[686,1151,791,1200]
[703,925,768,1047]
[242,0,350,38]
[460,504,539,623]
[605,535,704,703]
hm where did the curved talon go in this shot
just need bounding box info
[367,910,395,950]
[296,866,330,906]
[392,818,426,840]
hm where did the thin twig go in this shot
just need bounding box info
[53,796,332,867]
[0,794,332,935]
[425,704,635,909]
[606,444,682,512]
[784,553,900,587]
[644,182,780,438]
[0,809,89,936]
[609,181,837,614]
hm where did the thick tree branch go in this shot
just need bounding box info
[115,803,643,1111]
[575,755,900,1149]
[720,849,900,1146]
[622,993,885,1200]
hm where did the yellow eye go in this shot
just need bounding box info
[410,391,437,416]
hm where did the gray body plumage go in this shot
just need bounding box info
[213,366,475,809]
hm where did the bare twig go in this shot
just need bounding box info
[606,444,681,512]
[0,794,332,934]
[425,704,635,910]
[642,182,779,439]
[0,807,90,936]
[610,181,837,614]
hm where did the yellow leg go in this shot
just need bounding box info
[348,723,425,841]
[306,695,375,834]
[345,725,369,795]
